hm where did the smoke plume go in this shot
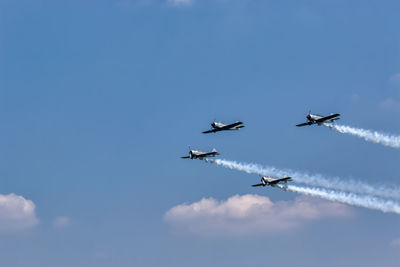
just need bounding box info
[208,159,400,200]
[286,185,400,215]
[326,124,400,149]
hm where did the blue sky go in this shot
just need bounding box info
[1,0,400,266]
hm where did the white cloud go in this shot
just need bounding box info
[164,194,353,236]
[379,97,400,112]
[167,0,194,6]
[53,216,71,228]
[0,193,39,233]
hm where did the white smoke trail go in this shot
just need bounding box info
[326,124,400,149]
[208,159,400,200]
[287,185,400,215]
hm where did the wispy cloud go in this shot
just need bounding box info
[167,0,194,6]
[165,195,352,236]
[381,73,400,112]
[379,97,400,113]
[0,193,39,233]
[390,73,400,86]
[390,237,400,247]
[53,216,72,229]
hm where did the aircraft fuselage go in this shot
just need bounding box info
[307,114,339,125]
[211,122,243,130]
[307,114,324,124]
[184,149,219,160]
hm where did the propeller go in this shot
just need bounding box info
[306,109,312,120]
[211,118,217,128]
[188,146,193,159]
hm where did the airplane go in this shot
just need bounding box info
[202,121,245,134]
[296,111,340,127]
[251,176,292,189]
[181,147,220,160]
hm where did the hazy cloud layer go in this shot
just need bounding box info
[165,194,353,236]
[0,193,39,233]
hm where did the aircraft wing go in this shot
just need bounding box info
[315,113,340,123]
[251,183,264,187]
[202,128,220,134]
[268,177,292,185]
[220,121,243,130]
[181,156,190,159]
[296,122,312,127]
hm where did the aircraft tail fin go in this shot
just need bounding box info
[283,176,292,181]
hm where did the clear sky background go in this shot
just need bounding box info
[1,0,400,266]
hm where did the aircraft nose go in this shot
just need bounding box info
[307,115,311,119]
[211,122,215,127]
